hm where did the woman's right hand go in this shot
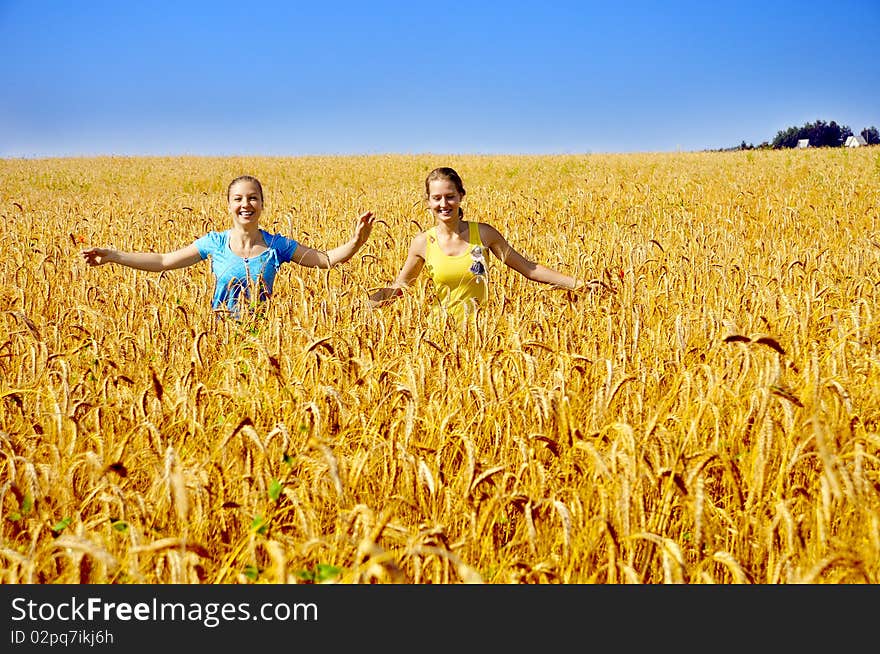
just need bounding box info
[368,286,403,307]
[576,279,616,295]
[81,247,115,266]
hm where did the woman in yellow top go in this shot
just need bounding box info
[370,167,589,321]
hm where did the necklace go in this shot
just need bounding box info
[233,237,265,260]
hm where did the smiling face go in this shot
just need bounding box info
[427,178,464,225]
[227,179,263,228]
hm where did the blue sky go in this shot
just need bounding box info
[2,0,878,157]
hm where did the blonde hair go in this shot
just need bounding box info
[227,175,264,202]
[425,167,466,196]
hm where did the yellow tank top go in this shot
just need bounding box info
[424,221,489,320]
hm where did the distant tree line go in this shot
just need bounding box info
[723,120,880,151]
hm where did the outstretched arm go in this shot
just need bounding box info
[294,211,375,269]
[481,223,581,288]
[81,244,202,272]
[368,233,426,306]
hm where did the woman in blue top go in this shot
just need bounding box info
[82,175,375,318]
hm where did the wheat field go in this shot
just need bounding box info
[1,150,879,584]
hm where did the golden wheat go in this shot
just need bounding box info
[1,150,879,584]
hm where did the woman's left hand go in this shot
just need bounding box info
[353,211,376,244]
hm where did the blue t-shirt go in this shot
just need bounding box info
[194,229,299,315]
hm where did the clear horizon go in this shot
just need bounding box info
[2,1,878,158]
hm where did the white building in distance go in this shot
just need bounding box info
[845,135,868,147]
